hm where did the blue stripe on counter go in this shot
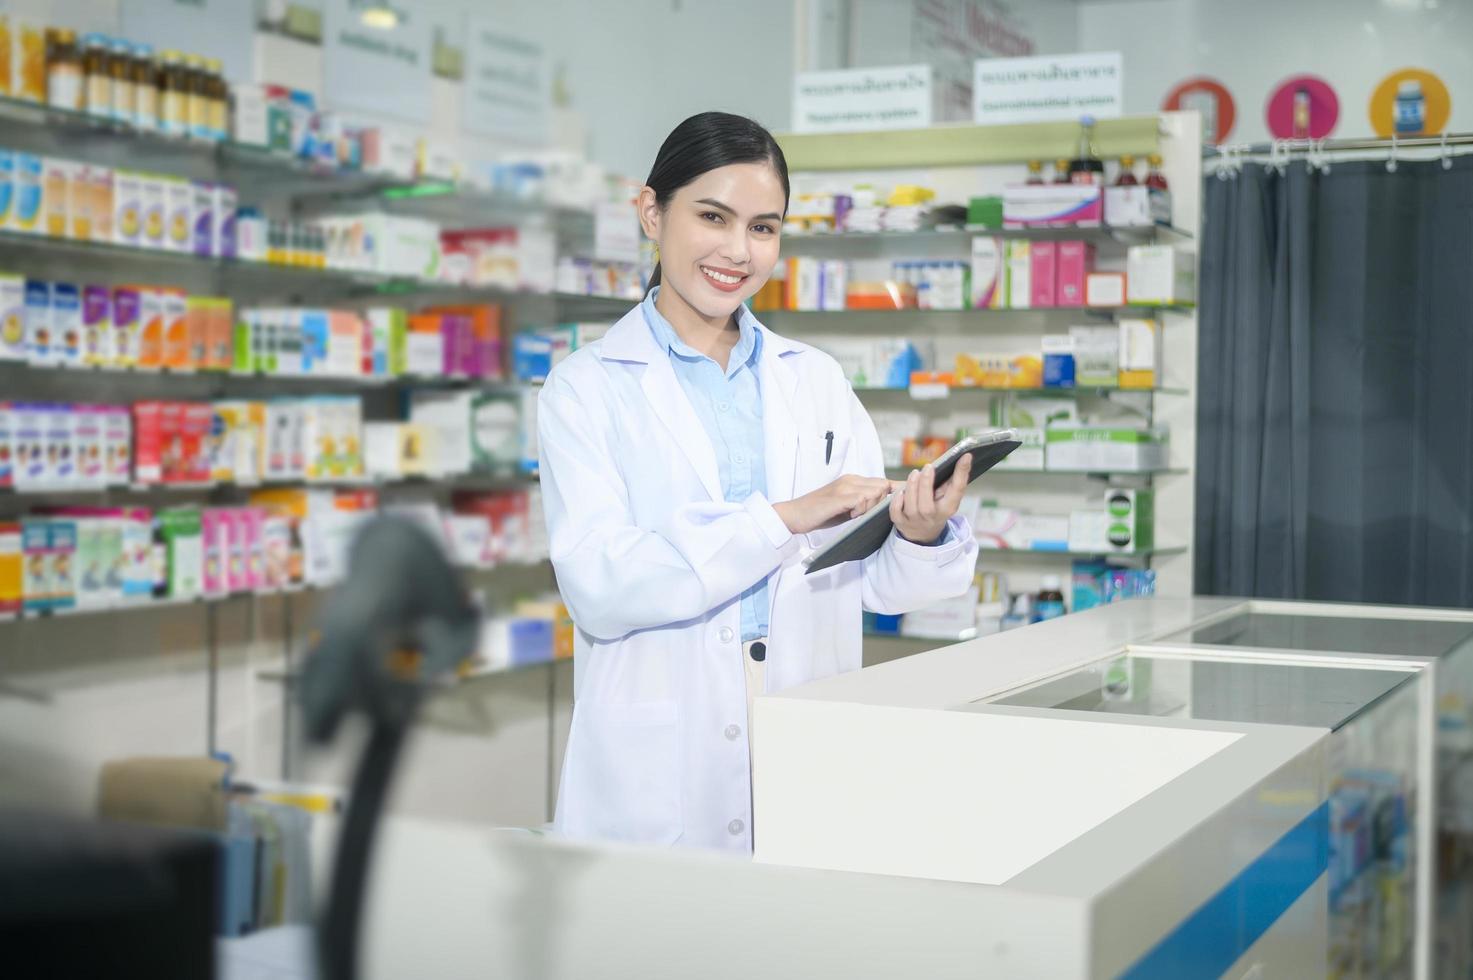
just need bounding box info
[1117,801,1329,980]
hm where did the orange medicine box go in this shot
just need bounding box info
[161,289,192,370]
[0,521,21,615]
[136,287,165,369]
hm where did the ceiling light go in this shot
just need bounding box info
[359,4,400,29]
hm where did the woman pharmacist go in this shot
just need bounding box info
[539,112,978,853]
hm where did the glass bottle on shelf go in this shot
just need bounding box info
[1052,158,1071,184]
[83,34,111,119]
[205,58,228,141]
[109,37,134,126]
[1115,154,1139,186]
[186,54,210,140]
[1068,115,1105,186]
[1025,160,1044,185]
[159,50,187,137]
[1144,153,1169,190]
[132,43,157,131]
[46,28,83,111]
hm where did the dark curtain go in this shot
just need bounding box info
[1195,155,1473,605]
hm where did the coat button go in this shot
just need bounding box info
[728,819,745,836]
[725,724,741,741]
[718,626,734,643]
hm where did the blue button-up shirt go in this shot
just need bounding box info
[642,286,770,641]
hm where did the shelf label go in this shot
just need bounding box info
[793,64,933,134]
[322,0,433,124]
[973,51,1123,125]
[463,21,550,144]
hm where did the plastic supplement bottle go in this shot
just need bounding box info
[109,37,135,125]
[159,51,187,137]
[83,34,111,118]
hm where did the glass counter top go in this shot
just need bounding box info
[1161,611,1473,660]
[974,653,1416,731]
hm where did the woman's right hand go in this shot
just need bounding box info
[773,475,896,535]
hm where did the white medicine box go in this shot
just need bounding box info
[1126,245,1195,305]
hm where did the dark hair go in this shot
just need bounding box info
[644,112,790,292]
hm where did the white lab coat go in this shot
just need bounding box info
[538,304,978,853]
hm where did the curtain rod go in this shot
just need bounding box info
[1204,132,1473,158]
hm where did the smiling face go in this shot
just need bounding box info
[639,161,786,322]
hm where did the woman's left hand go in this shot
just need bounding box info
[890,454,972,545]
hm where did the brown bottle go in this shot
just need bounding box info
[46,28,83,111]
[159,50,188,137]
[1052,158,1071,184]
[205,58,227,141]
[83,33,110,118]
[186,54,210,140]
[132,43,158,131]
[109,38,134,125]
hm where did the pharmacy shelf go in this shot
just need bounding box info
[780,223,1192,253]
[0,359,542,394]
[886,467,1186,480]
[978,545,1187,563]
[0,228,636,309]
[0,471,538,500]
[760,304,1194,321]
[0,557,552,626]
[858,385,1189,399]
[256,653,564,689]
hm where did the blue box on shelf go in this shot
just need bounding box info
[510,618,554,666]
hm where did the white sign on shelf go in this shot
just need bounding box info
[792,64,933,134]
[593,201,642,264]
[120,0,256,84]
[463,19,550,144]
[322,0,432,123]
[973,52,1123,125]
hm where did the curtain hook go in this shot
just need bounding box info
[1441,131,1453,171]
[1318,138,1331,175]
[1386,132,1399,173]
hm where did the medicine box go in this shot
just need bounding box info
[111,286,141,367]
[970,236,1005,309]
[1030,241,1057,308]
[1045,426,1169,473]
[1002,184,1102,228]
[46,404,76,485]
[0,522,20,615]
[86,164,114,242]
[52,282,81,367]
[48,520,78,611]
[1041,334,1076,388]
[1085,272,1126,308]
[1104,488,1154,554]
[0,273,24,360]
[1069,325,1120,388]
[43,158,71,238]
[214,185,237,259]
[75,405,104,486]
[137,287,165,369]
[1105,186,1162,229]
[22,520,50,611]
[191,182,214,256]
[1006,241,1032,310]
[159,508,203,599]
[1126,246,1195,305]
[12,153,44,234]
[1056,241,1095,307]
[0,151,12,230]
[1118,318,1162,388]
[82,285,111,366]
[24,279,52,365]
[139,174,165,248]
[113,171,143,246]
[104,407,131,485]
[0,402,11,488]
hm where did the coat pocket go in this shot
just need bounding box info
[558,699,682,846]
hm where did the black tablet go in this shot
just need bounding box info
[802,429,1020,575]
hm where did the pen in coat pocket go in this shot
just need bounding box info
[824,430,834,465]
